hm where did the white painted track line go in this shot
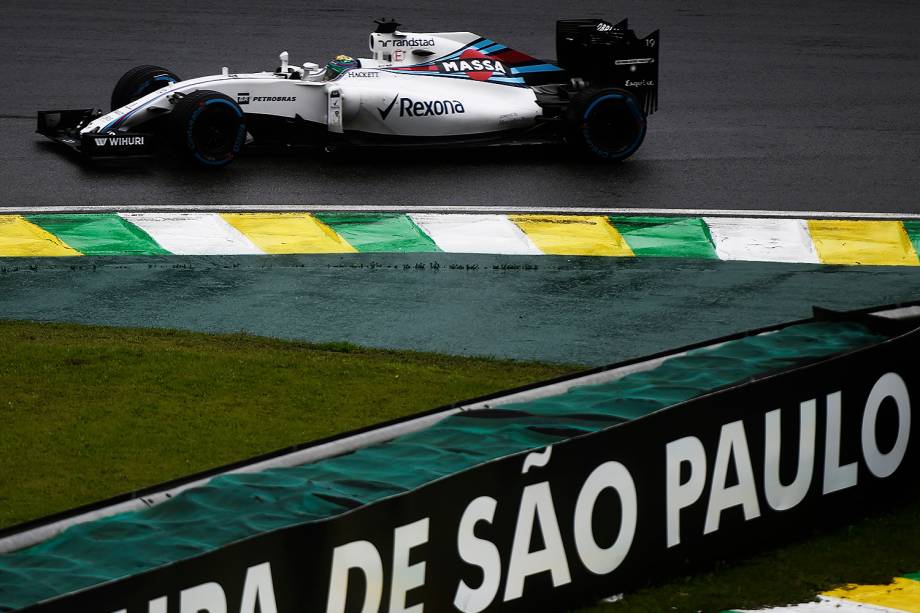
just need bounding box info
[1,205,919,219]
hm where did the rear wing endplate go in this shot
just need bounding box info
[556,18,659,115]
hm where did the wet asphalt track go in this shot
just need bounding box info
[1,0,919,212]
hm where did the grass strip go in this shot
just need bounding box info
[0,320,572,529]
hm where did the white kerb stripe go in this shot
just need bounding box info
[705,217,820,264]
[118,213,264,255]
[409,213,542,255]
[732,595,906,613]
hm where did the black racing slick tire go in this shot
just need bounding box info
[566,88,647,162]
[110,65,180,111]
[169,90,246,168]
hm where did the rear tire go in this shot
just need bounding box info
[169,90,246,168]
[566,88,646,162]
[110,65,180,111]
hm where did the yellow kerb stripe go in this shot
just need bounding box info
[809,220,919,266]
[508,215,633,256]
[221,213,356,254]
[0,215,80,256]
[823,577,920,612]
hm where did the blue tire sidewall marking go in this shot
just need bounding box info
[185,106,204,150]
[194,151,232,166]
[186,97,244,164]
[204,97,243,118]
[131,74,177,98]
[581,93,646,160]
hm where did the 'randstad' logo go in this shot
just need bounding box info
[94,136,145,147]
[380,37,435,48]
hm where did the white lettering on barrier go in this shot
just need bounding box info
[454,497,501,613]
[573,461,637,575]
[240,562,278,613]
[665,376,911,549]
[764,401,816,511]
[862,372,911,478]
[503,482,572,601]
[704,420,761,535]
[180,583,226,613]
[389,519,429,613]
[149,596,167,613]
[665,436,707,548]
[109,563,276,613]
[326,541,384,613]
[823,391,858,494]
[106,372,912,613]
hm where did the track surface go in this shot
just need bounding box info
[1,0,918,212]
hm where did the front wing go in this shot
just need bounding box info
[36,109,155,159]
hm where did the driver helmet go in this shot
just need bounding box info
[324,54,359,80]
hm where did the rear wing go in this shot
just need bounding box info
[556,18,659,115]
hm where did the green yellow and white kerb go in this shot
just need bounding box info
[728,571,920,612]
[2,213,920,266]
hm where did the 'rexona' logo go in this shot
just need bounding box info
[378,94,399,120]
[378,95,466,119]
[438,49,506,81]
[399,97,465,117]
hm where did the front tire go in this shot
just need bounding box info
[169,90,246,168]
[110,65,180,111]
[566,88,646,162]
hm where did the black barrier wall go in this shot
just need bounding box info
[17,328,919,613]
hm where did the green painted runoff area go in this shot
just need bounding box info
[314,213,441,253]
[0,320,886,609]
[610,216,719,259]
[25,214,168,256]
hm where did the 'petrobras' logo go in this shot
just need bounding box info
[437,49,506,81]
[237,92,250,105]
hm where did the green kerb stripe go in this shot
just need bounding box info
[26,214,169,255]
[901,221,920,258]
[314,213,440,253]
[611,216,718,259]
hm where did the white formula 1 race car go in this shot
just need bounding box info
[37,18,658,168]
